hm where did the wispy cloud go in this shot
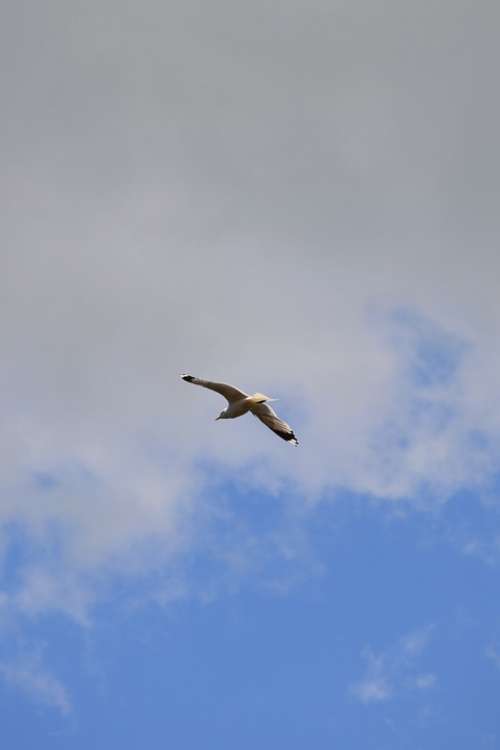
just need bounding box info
[350,626,437,704]
[414,673,437,690]
[0,655,71,716]
[485,645,500,671]
[461,536,500,566]
[351,653,392,704]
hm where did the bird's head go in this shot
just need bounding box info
[215,410,227,421]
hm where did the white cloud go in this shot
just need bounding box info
[352,677,392,704]
[401,626,434,657]
[351,650,393,704]
[0,655,71,716]
[485,645,500,671]
[461,535,500,566]
[415,673,436,690]
[351,627,436,704]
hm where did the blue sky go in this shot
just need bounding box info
[2,0,500,746]
[2,486,500,748]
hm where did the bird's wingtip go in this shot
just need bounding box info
[181,374,195,382]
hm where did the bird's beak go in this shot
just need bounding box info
[215,416,221,421]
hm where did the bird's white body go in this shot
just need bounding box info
[220,394,274,419]
[181,375,298,446]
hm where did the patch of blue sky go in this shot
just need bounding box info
[2,479,76,584]
[443,488,500,565]
[388,307,468,389]
[32,472,60,492]
[2,479,500,748]
[360,307,468,455]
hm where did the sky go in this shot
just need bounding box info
[2,0,500,746]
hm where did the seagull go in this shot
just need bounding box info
[181,374,299,446]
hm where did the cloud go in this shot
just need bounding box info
[351,653,392,704]
[415,673,436,690]
[401,627,434,657]
[485,645,500,671]
[351,626,436,704]
[0,655,71,716]
[1,0,500,618]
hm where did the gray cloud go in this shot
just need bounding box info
[2,0,500,613]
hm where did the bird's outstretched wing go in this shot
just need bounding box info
[251,402,299,445]
[181,374,248,403]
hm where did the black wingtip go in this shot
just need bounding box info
[181,374,195,382]
[274,428,299,446]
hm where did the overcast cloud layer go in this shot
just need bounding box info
[2,0,500,617]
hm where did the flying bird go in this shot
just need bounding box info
[181,374,299,446]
